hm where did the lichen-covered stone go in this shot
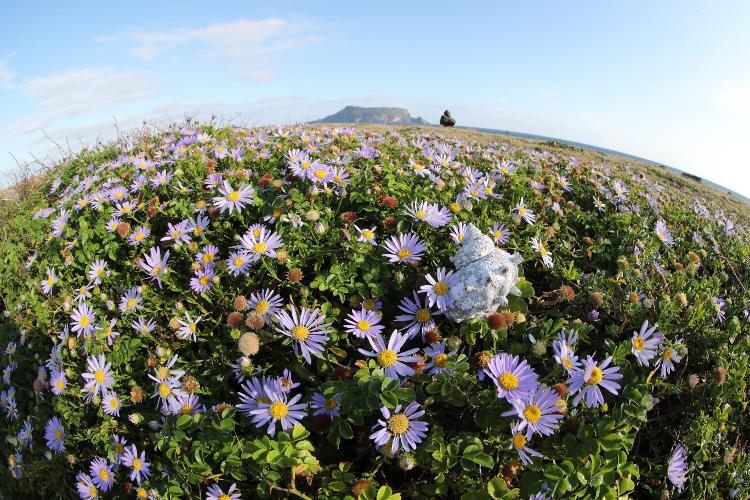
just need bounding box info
[445,224,522,323]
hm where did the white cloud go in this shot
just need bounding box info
[98,18,326,62]
[0,60,15,89]
[1,68,158,134]
[537,87,554,97]
[714,88,750,111]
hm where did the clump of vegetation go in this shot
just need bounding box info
[0,122,749,499]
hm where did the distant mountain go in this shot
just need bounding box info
[311,106,430,125]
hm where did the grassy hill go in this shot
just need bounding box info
[0,122,748,499]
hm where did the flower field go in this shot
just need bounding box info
[0,122,749,499]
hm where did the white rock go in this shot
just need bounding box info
[445,224,522,323]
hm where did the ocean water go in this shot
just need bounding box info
[455,126,750,205]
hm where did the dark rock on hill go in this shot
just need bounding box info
[311,106,430,125]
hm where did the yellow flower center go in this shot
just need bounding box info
[519,206,527,216]
[257,396,271,405]
[94,370,105,384]
[189,323,196,333]
[629,292,640,303]
[194,226,203,236]
[314,169,328,179]
[181,404,193,415]
[301,161,311,169]
[152,265,162,276]
[435,353,449,368]
[662,348,673,360]
[434,282,449,296]
[133,458,142,471]
[633,336,645,351]
[255,301,270,314]
[157,366,169,379]
[387,413,410,435]
[269,401,289,419]
[219,496,230,500]
[415,210,426,219]
[362,229,374,239]
[203,253,214,263]
[99,468,109,481]
[47,278,54,286]
[512,433,527,449]
[458,234,464,242]
[356,320,371,332]
[498,372,519,391]
[233,257,245,266]
[324,398,338,410]
[115,444,123,453]
[56,380,64,390]
[254,242,268,254]
[133,233,144,243]
[89,486,98,497]
[397,248,411,260]
[378,349,398,368]
[158,382,171,398]
[227,191,240,202]
[562,357,573,369]
[587,367,603,385]
[199,276,209,286]
[523,404,542,423]
[415,309,431,323]
[109,399,119,409]
[80,316,90,327]
[291,326,310,341]
[55,429,62,440]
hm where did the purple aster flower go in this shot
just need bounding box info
[531,237,553,268]
[552,335,581,375]
[423,342,458,376]
[169,392,205,416]
[248,385,307,437]
[88,259,108,285]
[502,385,564,436]
[344,307,384,338]
[50,369,67,396]
[213,181,255,214]
[248,289,283,320]
[206,483,242,500]
[712,297,727,324]
[121,445,151,484]
[567,355,623,408]
[631,320,663,366]
[161,220,192,247]
[128,225,150,246]
[237,226,284,261]
[41,268,58,295]
[359,329,421,380]
[44,417,65,454]
[131,317,156,335]
[196,244,219,268]
[490,222,509,245]
[89,457,114,492]
[119,287,142,314]
[76,473,99,500]
[139,246,170,288]
[516,197,536,225]
[382,233,426,264]
[655,220,674,245]
[450,222,467,244]
[655,339,685,378]
[370,402,429,455]
[190,267,215,293]
[353,224,377,245]
[237,376,276,416]
[277,369,300,393]
[189,214,210,237]
[151,169,172,188]
[484,352,539,403]
[667,444,688,492]
[176,312,201,341]
[276,306,332,364]
[510,420,542,466]
[114,200,137,217]
[81,354,114,398]
[419,267,455,311]
[102,391,122,417]
[311,392,341,417]
[96,318,120,346]
[310,163,332,183]
[71,302,96,337]
[226,251,252,276]
[395,290,442,340]
[407,200,452,227]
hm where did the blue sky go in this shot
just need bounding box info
[1,1,749,197]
